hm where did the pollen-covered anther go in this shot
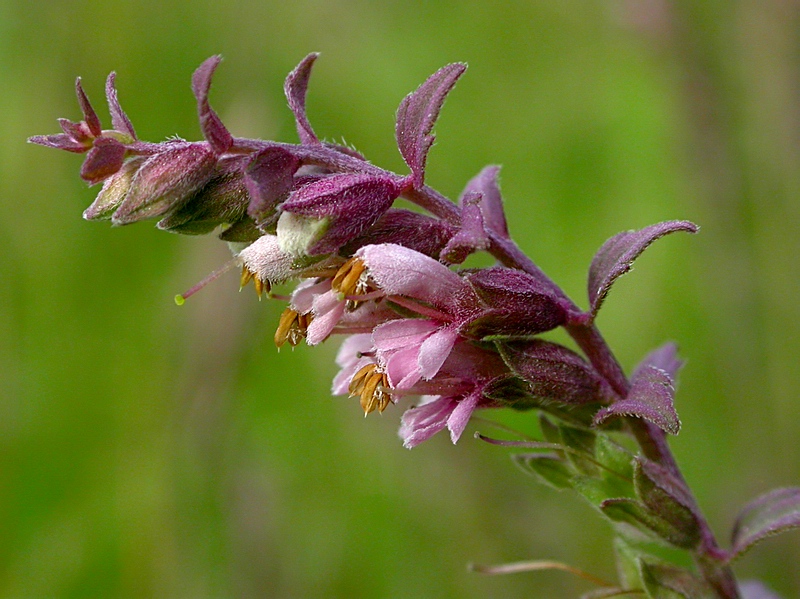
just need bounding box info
[348,363,392,416]
[331,257,376,310]
[274,308,313,348]
[239,265,271,299]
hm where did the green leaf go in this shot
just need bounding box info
[613,537,643,590]
[634,459,701,550]
[639,559,715,599]
[512,452,575,490]
[559,423,598,476]
[600,498,699,548]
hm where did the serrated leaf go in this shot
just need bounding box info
[731,487,800,559]
[594,365,680,435]
[513,452,574,490]
[396,63,466,188]
[284,53,320,145]
[588,221,698,316]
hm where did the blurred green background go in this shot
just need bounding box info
[2,1,799,597]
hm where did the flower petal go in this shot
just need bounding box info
[358,244,472,310]
[417,325,459,380]
[306,291,346,344]
[399,396,456,448]
[372,319,438,352]
[290,278,331,314]
[447,391,479,443]
[385,345,423,389]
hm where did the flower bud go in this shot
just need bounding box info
[83,157,145,221]
[157,156,250,235]
[111,143,216,225]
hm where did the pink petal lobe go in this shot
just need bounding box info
[399,396,456,448]
[372,319,438,351]
[447,391,479,443]
[290,278,331,314]
[385,346,423,389]
[306,293,345,344]
[417,326,459,380]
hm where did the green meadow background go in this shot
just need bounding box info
[2,1,799,597]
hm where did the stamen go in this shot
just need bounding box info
[274,308,313,348]
[349,364,392,416]
[239,264,271,299]
[331,257,378,311]
[348,364,375,395]
[175,259,237,305]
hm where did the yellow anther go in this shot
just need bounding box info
[274,308,312,348]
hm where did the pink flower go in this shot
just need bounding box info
[356,243,483,388]
[398,392,480,448]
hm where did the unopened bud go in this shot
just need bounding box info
[83,157,145,221]
[111,143,216,225]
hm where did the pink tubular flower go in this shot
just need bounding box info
[398,392,480,448]
[356,243,483,388]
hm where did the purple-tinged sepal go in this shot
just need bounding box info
[29,78,104,153]
[285,53,320,145]
[340,209,456,258]
[280,173,402,255]
[462,165,509,239]
[632,457,704,548]
[588,221,698,318]
[440,191,490,264]
[594,344,682,435]
[497,340,612,406]
[464,267,568,339]
[731,487,800,560]
[192,56,233,155]
[111,143,217,225]
[83,157,145,221]
[244,147,301,226]
[157,156,250,235]
[396,63,466,188]
[75,76,102,138]
[79,137,127,185]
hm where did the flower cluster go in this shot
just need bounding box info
[33,55,800,597]
[29,54,697,448]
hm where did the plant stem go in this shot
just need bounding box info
[401,181,742,597]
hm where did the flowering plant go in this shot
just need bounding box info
[30,54,799,598]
